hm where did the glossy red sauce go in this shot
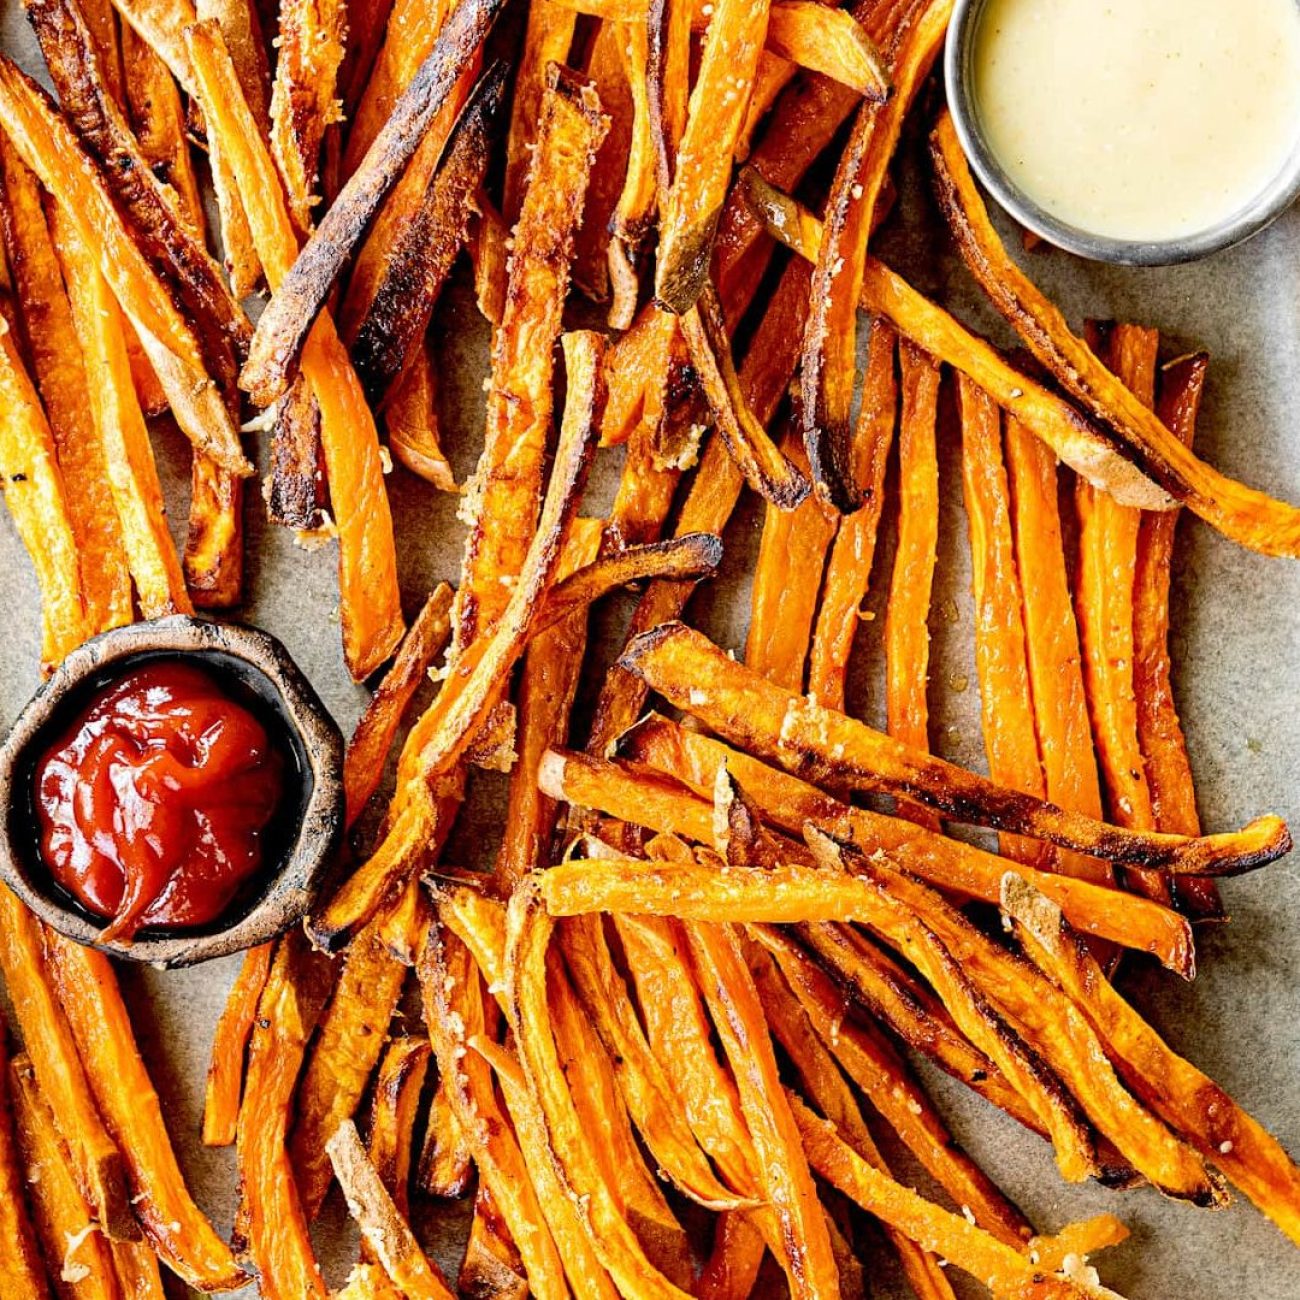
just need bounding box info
[33,660,285,940]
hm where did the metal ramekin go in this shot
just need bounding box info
[945,0,1300,265]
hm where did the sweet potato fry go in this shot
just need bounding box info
[202,941,271,1148]
[618,621,1291,871]
[1074,324,1167,901]
[77,0,124,103]
[607,20,655,328]
[1137,355,1222,918]
[686,921,841,1299]
[10,1053,118,1300]
[329,1120,456,1300]
[459,1184,529,1300]
[1003,415,1111,887]
[655,0,773,312]
[335,1263,394,1300]
[345,61,506,408]
[765,0,888,94]
[418,925,569,1300]
[50,206,191,620]
[930,109,1300,557]
[615,717,1195,972]
[696,1211,767,1300]
[111,1238,167,1300]
[345,583,455,825]
[385,341,456,490]
[0,132,131,635]
[264,376,326,530]
[799,0,943,509]
[187,18,405,679]
[367,1035,431,1215]
[790,1096,1113,1299]
[268,0,346,231]
[195,0,269,128]
[959,374,1050,865]
[745,434,837,689]
[606,407,690,549]
[885,339,943,830]
[1005,876,1300,1247]
[0,1020,52,1298]
[243,0,508,403]
[1028,1214,1129,1274]
[185,437,245,609]
[0,55,248,474]
[742,174,1174,510]
[45,932,249,1289]
[236,932,334,1298]
[809,318,897,709]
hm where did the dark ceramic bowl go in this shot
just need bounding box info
[0,616,344,967]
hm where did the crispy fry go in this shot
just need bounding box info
[77,0,124,104]
[111,1238,167,1300]
[497,519,603,888]
[808,318,897,709]
[599,307,673,448]
[614,717,1195,972]
[800,0,944,509]
[1137,354,1222,918]
[608,20,654,327]
[696,1211,766,1300]
[236,932,334,1299]
[202,941,271,1147]
[743,173,1174,510]
[243,0,508,403]
[1028,1215,1129,1274]
[10,1053,118,1300]
[606,405,688,548]
[1004,875,1300,1248]
[655,0,773,311]
[386,341,456,490]
[419,925,569,1300]
[930,109,1300,557]
[959,374,1050,865]
[51,207,192,620]
[0,133,131,635]
[469,192,509,325]
[745,433,837,689]
[765,1,889,94]
[345,62,506,408]
[886,340,942,830]
[1003,415,1112,887]
[686,921,841,1299]
[269,0,346,231]
[264,376,326,530]
[367,1036,432,1216]
[195,0,270,127]
[618,621,1291,871]
[505,881,695,1299]
[187,18,406,678]
[0,1019,53,1298]
[459,1184,529,1300]
[44,932,248,1289]
[185,438,245,608]
[1075,324,1168,901]
[0,55,248,475]
[345,583,455,825]
[329,1120,456,1300]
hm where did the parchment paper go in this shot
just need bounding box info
[1,9,1298,1297]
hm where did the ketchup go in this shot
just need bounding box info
[33,660,285,940]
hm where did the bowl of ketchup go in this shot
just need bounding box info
[0,616,344,966]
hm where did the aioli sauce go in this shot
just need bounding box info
[33,661,285,940]
[972,0,1300,241]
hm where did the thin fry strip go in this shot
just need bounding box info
[0,1017,54,1298]
[265,377,326,529]
[617,621,1291,872]
[930,108,1300,557]
[959,374,1050,865]
[1003,415,1112,887]
[386,340,456,490]
[655,0,773,311]
[187,19,406,680]
[367,1036,432,1216]
[458,1184,529,1300]
[800,0,943,509]
[1137,355,1222,918]
[45,932,248,1289]
[243,0,509,404]
[808,318,897,709]
[1075,324,1168,902]
[50,205,191,620]
[0,132,132,634]
[685,922,841,1299]
[10,1053,118,1300]
[765,0,889,94]
[696,1211,767,1300]
[329,1120,456,1299]
[202,941,271,1148]
[741,171,1173,510]
[1004,875,1300,1249]
[886,340,942,831]
[608,19,655,328]
[745,434,837,689]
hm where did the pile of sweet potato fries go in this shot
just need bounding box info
[1,0,1300,1295]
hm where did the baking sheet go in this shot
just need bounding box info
[1,9,1299,1297]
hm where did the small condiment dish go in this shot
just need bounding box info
[0,615,344,967]
[945,0,1300,265]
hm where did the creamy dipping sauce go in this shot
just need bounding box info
[972,0,1300,241]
